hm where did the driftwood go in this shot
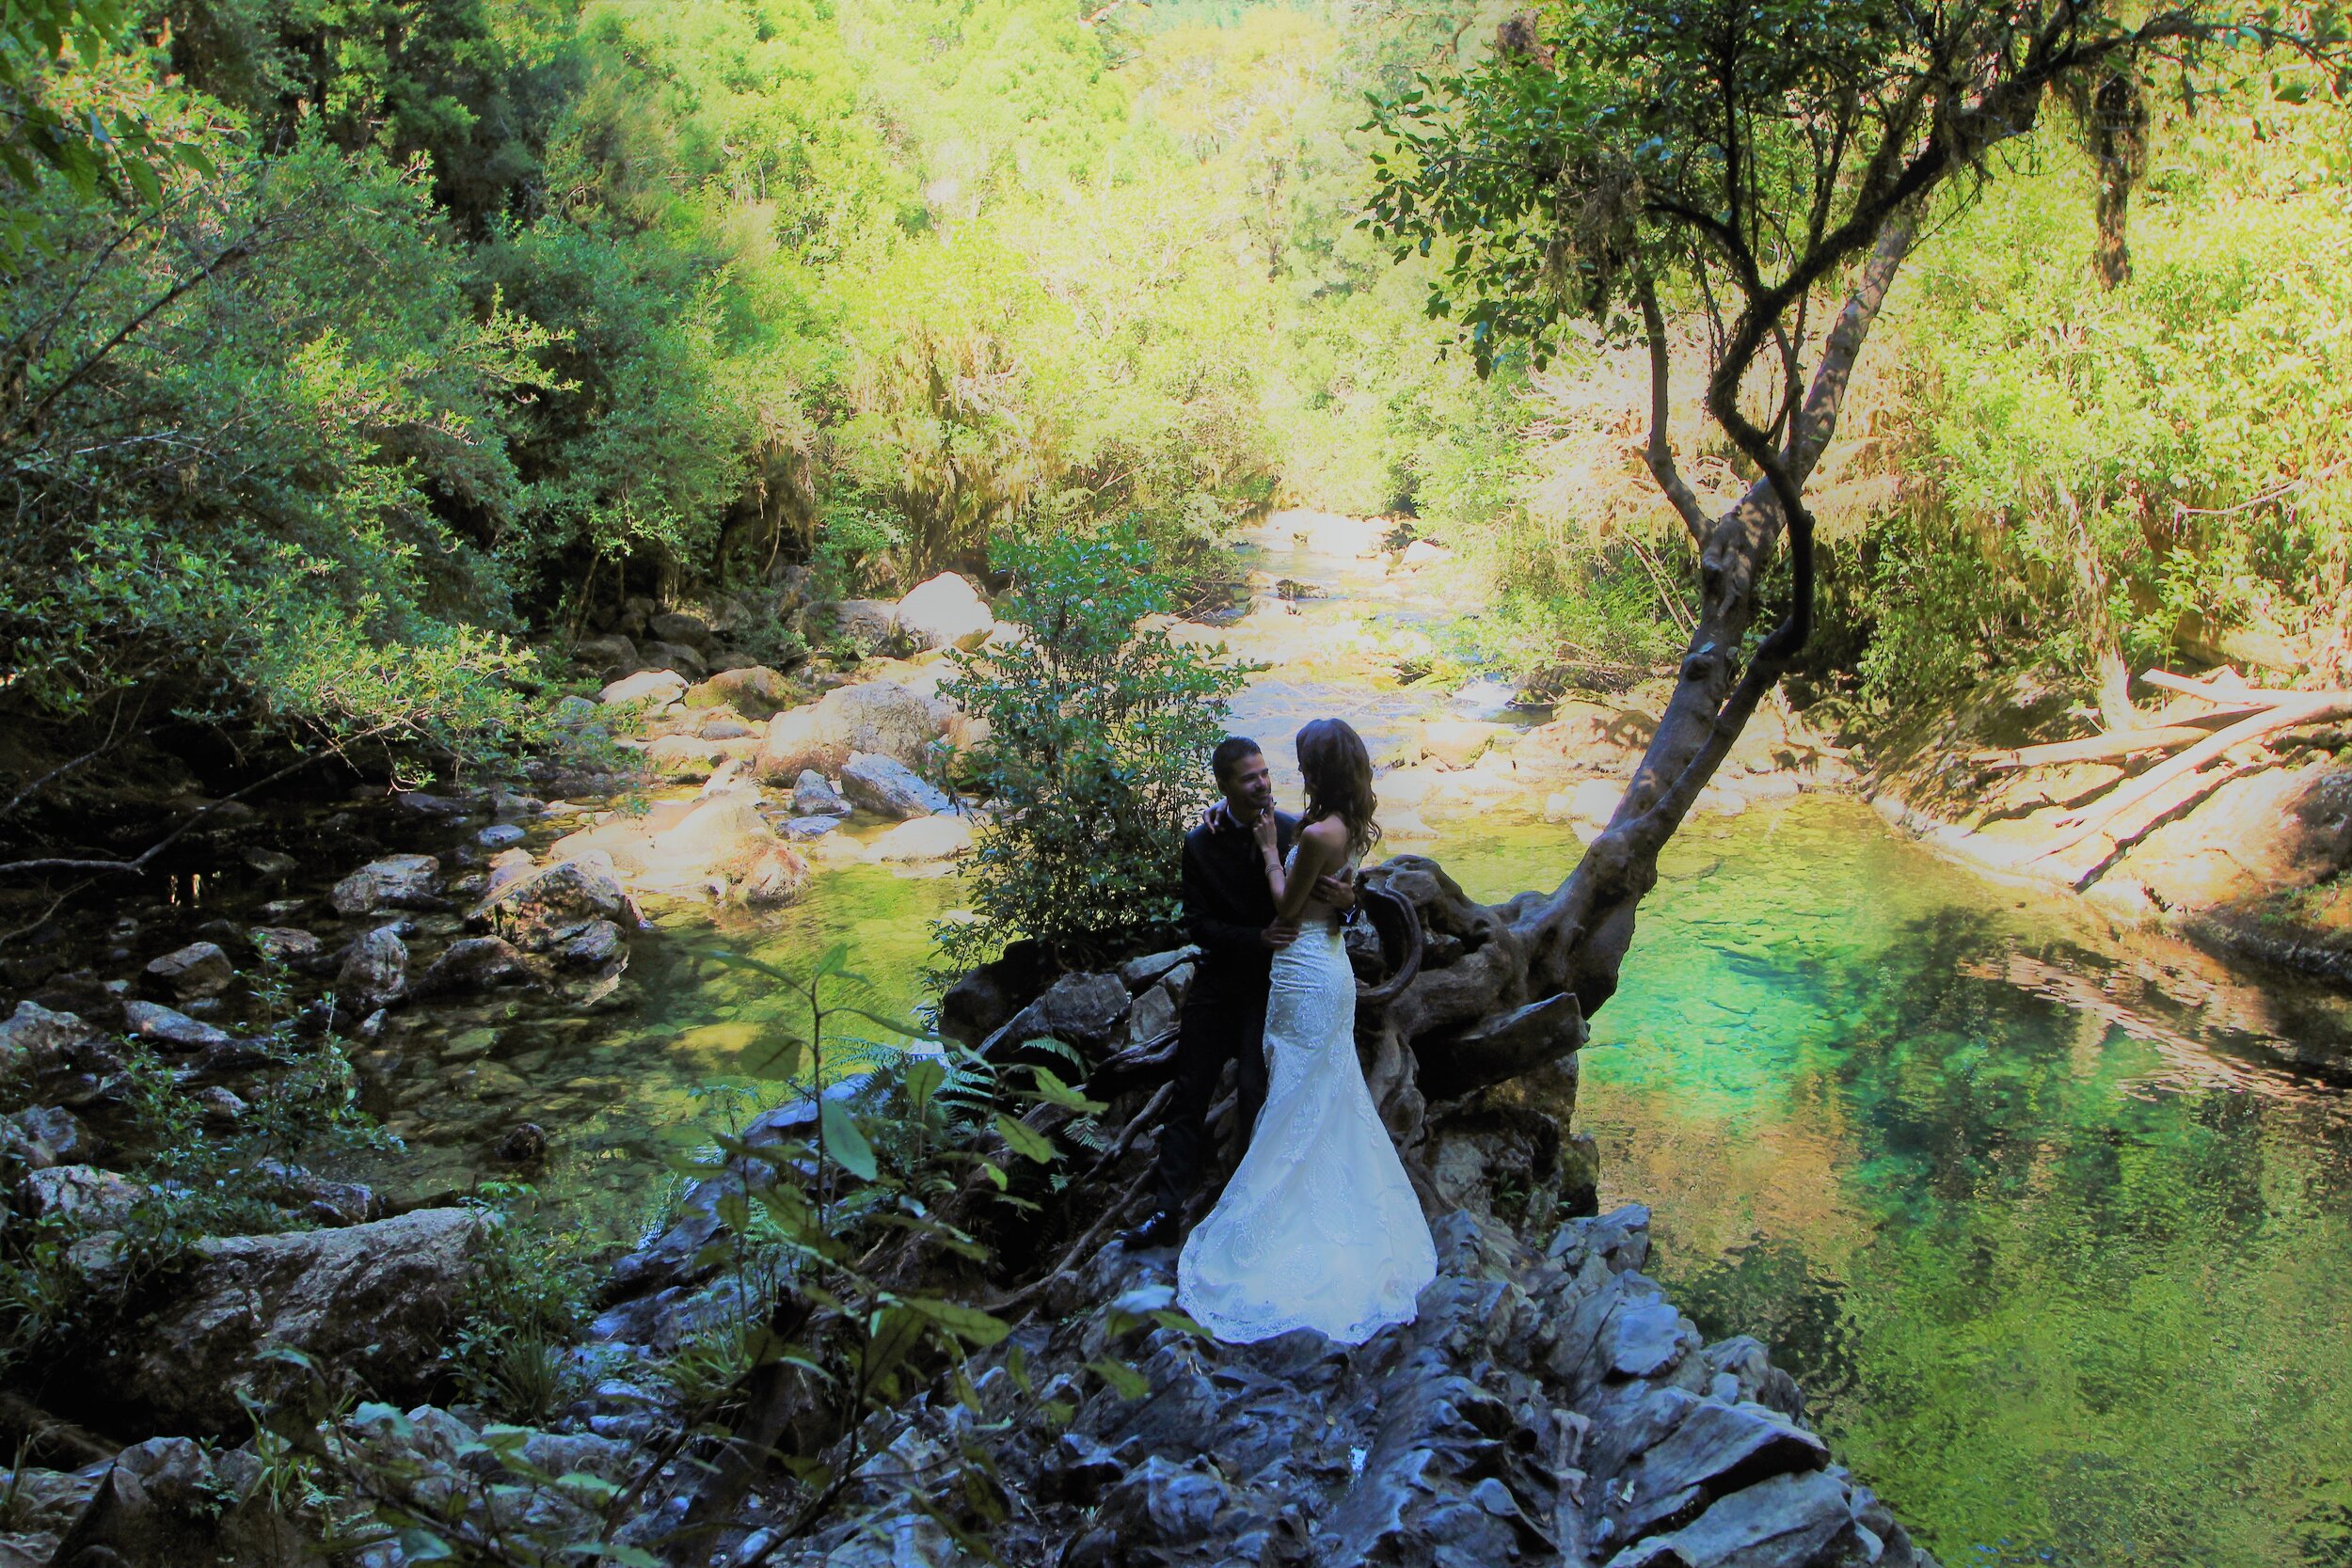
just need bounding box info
[1971,710,2265,769]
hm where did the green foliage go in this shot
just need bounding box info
[937,529,1246,971]
[444,1185,600,1424]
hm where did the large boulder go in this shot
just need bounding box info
[647,610,712,649]
[0,1002,129,1108]
[0,1103,96,1168]
[832,598,903,656]
[894,572,994,653]
[690,663,796,720]
[840,752,954,819]
[17,1163,144,1227]
[415,936,541,997]
[142,942,233,1001]
[108,1208,485,1434]
[867,815,975,862]
[469,851,634,949]
[598,669,688,706]
[328,854,441,916]
[755,680,952,781]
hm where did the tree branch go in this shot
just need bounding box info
[1635,274,1710,544]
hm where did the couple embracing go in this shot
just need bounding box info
[1132,720,1438,1346]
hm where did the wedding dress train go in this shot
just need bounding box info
[1177,858,1437,1344]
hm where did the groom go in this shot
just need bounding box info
[1127,735,1354,1249]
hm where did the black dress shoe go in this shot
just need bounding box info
[1120,1209,1182,1250]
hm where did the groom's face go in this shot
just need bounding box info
[1220,751,1275,822]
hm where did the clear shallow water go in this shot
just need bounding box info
[1430,800,2352,1568]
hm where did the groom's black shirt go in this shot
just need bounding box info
[1182,810,1298,1001]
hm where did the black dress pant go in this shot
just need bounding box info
[1152,984,1271,1214]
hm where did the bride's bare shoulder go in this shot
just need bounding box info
[1300,816,1348,850]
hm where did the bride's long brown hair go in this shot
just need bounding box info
[1296,718,1381,858]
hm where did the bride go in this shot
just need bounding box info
[1177,718,1438,1344]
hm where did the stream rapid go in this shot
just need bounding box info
[326,511,2352,1567]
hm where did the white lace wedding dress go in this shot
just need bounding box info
[1177,853,1438,1344]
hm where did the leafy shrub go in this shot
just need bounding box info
[937,528,1247,971]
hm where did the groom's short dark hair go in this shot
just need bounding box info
[1211,736,1263,784]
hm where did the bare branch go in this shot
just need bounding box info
[1635,274,1710,544]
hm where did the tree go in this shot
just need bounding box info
[1340,0,2349,1088]
[937,529,1246,973]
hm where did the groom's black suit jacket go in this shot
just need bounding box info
[1181,810,1298,1002]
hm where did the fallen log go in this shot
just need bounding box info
[2139,668,2308,705]
[1972,716,2260,769]
[2027,692,2352,862]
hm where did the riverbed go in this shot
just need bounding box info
[342,511,2352,1566]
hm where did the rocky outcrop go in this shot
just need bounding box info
[104,1207,485,1434]
[469,852,635,948]
[747,1202,1933,1568]
[0,1001,129,1110]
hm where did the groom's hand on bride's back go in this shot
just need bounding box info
[1311,871,1355,911]
[1259,918,1300,950]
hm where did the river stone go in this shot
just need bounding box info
[691,663,795,720]
[645,733,725,778]
[647,610,711,649]
[110,1207,485,1434]
[551,693,604,728]
[329,853,442,916]
[123,1000,233,1052]
[840,752,953,819]
[17,1163,144,1227]
[247,926,322,963]
[337,927,409,1008]
[792,768,852,816]
[1099,1454,1229,1544]
[1118,947,1199,991]
[743,845,814,907]
[470,851,632,949]
[758,682,950,781]
[1420,718,1507,768]
[143,941,233,1001]
[894,571,994,653]
[416,936,540,997]
[1603,1398,1831,1543]
[1605,1467,1859,1568]
[700,717,755,741]
[240,846,298,879]
[42,1435,314,1568]
[784,815,840,841]
[867,815,974,862]
[477,822,527,848]
[556,919,627,970]
[599,669,688,706]
[995,972,1131,1054]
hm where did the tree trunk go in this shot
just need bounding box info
[2084,71,2149,291]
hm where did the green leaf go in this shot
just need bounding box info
[994,1113,1057,1164]
[564,1544,660,1567]
[820,1098,879,1180]
[1088,1359,1151,1400]
[905,1056,946,1109]
[898,1296,1011,1347]
[1027,1065,1107,1115]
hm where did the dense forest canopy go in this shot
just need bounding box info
[2,0,2347,832]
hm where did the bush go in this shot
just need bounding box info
[937,528,1246,971]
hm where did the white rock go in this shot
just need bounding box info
[894,572,995,653]
[598,669,689,706]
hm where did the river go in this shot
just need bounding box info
[355,511,2352,1567]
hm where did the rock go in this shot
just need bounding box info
[832,597,903,656]
[792,768,853,816]
[477,822,527,848]
[113,1208,484,1434]
[240,846,298,879]
[645,733,725,778]
[893,571,994,652]
[867,815,974,862]
[496,1122,548,1163]
[1118,947,1200,991]
[784,815,840,841]
[142,941,234,1001]
[647,610,711,649]
[742,844,815,907]
[123,999,233,1052]
[196,1085,247,1131]
[574,631,639,679]
[757,681,953,781]
[1126,979,1180,1045]
[990,971,1131,1055]
[0,1464,95,1561]
[840,752,954,819]
[1545,778,1627,830]
[1399,538,1453,564]
[470,852,633,949]
[692,663,796,719]
[485,847,537,896]
[416,936,540,996]
[252,1158,382,1227]
[556,919,627,971]
[247,926,322,963]
[937,941,1058,1049]
[1602,1396,1830,1542]
[0,1103,95,1168]
[551,693,604,728]
[1607,1467,1859,1568]
[329,853,442,916]
[1420,718,1506,768]
[598,669,689,706]
[700,717,755,740]
[1099,1454,1229,1544]
[43,1435,313,1568]
[17,1164,144,1227]
[0,1004,128,1109]
[337,926,410,1008]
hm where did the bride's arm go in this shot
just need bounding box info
[1262,817,1343,922]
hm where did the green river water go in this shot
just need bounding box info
[343,515,2352,1567]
